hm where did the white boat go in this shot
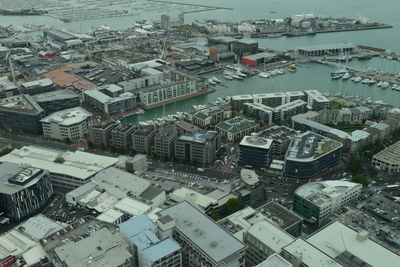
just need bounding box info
[368,79,377,85]
[212,76,222,83]
[224,75,233,80]
[231,74,243,80]
[332,74,343,80]
[258,72,270,78]
[236,71,247,78]
[381,81,389,88]
[361,79,370,84]
[353,76,362,82]
[392,84,398,90]
[342,73,350,80]
[377,81,383,87]
[208,79,217,85]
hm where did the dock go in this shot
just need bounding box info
[147,0,233,10]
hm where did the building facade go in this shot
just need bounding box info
[154,126,178,160]
[238,135,272,170]
[32,89,80,115]
[132,125,156,154]
[111,124,137,151]
[88,119,119,148]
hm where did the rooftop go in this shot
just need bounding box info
[258,202,303,231]
[240,169,260,186]
[0,94,43,115]
[0,146,118,181]
[84,88,135,104]
[32,89,79,103]
[18,215,66,241]
[40,106,92,126]
[373,140,400,164]
[239,135,273,150]
[259,126,299,143]
[142,237,181,262]
[296,43,355,52]
[286,131,342,162]
[21,78,53,89]
[119,215,156,239]
[169,188,217,210]
[178,131,218,144]
[255,253,293,267]
[159,201,246,264]
[307,221,400,267]
[216,116,259,134]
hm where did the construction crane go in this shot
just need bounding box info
[5,50,21,94]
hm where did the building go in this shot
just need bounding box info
[306,221,400,267]
[20,78,54,96]
[161,14,170,29]
[169,187,220,213]
[111,124,137,151]
[132,125,156,154]
[0,76,19,99]
[372,140,400,172]
[281,239,342,267]
[293,181,361,226]
[0,162,53,221]
[259,126,299,160]
[158,201,247,267]
[191,106,225,128]
[230,170,265,207]
[284,131,342,179]
[255,254,293,267]
[175,131,220,166]
[0,94,44,135]
[216,116,260,142]
[43,29,83,49]
[84,85,137,115]
[0,145,119,189]
[241,51,280,67]
[53,228,133,267]
[40,107,92,142]
[243,220,295,265]
[154,126,178,160]
[175,121,202,135]
[18,214,66,241]
[231,95,254,110]
[297,43,355,56]
[231,38,259,58]
[304,90,330,110]
[31,89,80,115]
[238,135,273,170]
[119,215,182,267]
[88,119,119,148]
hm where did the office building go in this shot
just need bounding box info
[191,106,225,128]
[20,78,54,96]
[132,125,156,154]
[293,181,361,226]
[0,145,118,189]
[175,121,202,135]
[84,85,137,115]
[229,170,265,207]
[259,126,299,160]
[0,94,44,135]
[53,228,133,267]
[158,201,247,267]
[372,140,400,172]
[216,116,260,142]
[32,89,80,115]
[0,76,19,99]
[306,221,400,267]
[111,124,137,151]
[231,95,254,110]
[119,215,182,267]
[175,131,220,166]
[88,119,119,148]
[0,162,53,221]
[154,126,178,160]
[284,131,343,180]
[40,107,92,142]
[297,43,355,56]
[238,135,273,170]
[304,90,330,110]
[243,220,295,265]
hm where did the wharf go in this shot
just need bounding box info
[147,0,233,10]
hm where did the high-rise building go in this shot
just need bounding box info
[0,162,53,221]
[111,124,137,151]
[239,135,273,170]
[154,126,178,160]
[132,125,156,154]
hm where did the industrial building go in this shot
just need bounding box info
[43,29,84,49]
[32,89,80,115]
[238,135,273,170]
[372,140,400,172]
[0,94,44,135]
[158,201,247,267]
[296,43,355,56]
[83,84,137,115]
[0,145,119,189]
[241,51,280,67]
[40,107,92,142]
[216,116,260,142]
[88,119,119,148]
[175,131,220,166]
[0,162,53,221]
[293,181,361,226]
[284,131,343,180]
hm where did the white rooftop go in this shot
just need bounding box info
[40,106,92,126]
[19,215,67,241]
[169,187,217,210]
[240,135,273,150]
[295,180,361,201]
[307,221,400,267]
[255,253,293,267]
[113,197,151,217]
[240,169,260,186]
[96,208,124,224]
[0,146,118,181]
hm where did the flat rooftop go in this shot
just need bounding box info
[216,116,259,134]
[297,43,355,51]
[239,135,273,150]
[0,146,118,181]
[19,214,66,241]
[259,126,299,143]
[32,89,79,103]
[0,94,43,115]
[40,106,92,126]
[159,201,246,264]
[258,202,303,230]
[373,140,400,165]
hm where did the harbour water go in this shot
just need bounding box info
[1,0,399,124]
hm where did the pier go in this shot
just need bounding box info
[147,0,233,10]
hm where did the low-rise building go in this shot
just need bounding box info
[111,124,137,151]
[175,131,220,166]
[0,162,53,221]
[0,145,119,189]
[41,107,92,142]
[216,116,260,142]
[20,78,54,96]
[239,135,273,170]
[255,254,293,267]
[0,94,44,135]
[32,89,80,115]
[284,131,343,180]
[304,90,330,110]
[132,125,156,154]
[0,76,19,99]
[191,106,225,128]
[88,119,119,148]
[154,126,178,160]
[372,140,400,172]
[293,181,361,227]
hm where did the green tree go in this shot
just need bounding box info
[226,198,242,214]
[348,154,362,175]
[352,174,369,186]
[367,165,378,177]
[210,209,220,221]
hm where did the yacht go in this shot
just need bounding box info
[208,79,217,85]
[258,72,270,78]
[332,74,343,79]
[231,74,243,80]
[361,79,370,84]
[342,73,350,80]
[212,76,222,83]
[377,81,383,87]
[381,81,389,88]
[224,75,233,80]
[392,84,398,90]
[368,79,377,85]
[236,71,247,78]
[353,76,362,82]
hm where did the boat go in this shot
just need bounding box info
[377,81,383,87]
[392,84,398,90]
[368,79,377,84]
[212,76,221,83]
[307,27,316,35]
[331,69,347,77]
[342,73,350,80]
[332,74,343,80]
[361,79,370,84]
[381,82,389,88]
[358,55,372,60]
[287,65,297,72]
[223,75,233,80]
[258,72,270,78]
[236,71,247,78]
[353,76,362,82]
[208,79,217,85]
[231,74,243,80]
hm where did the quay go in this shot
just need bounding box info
[147,0,233,10]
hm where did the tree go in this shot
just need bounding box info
[352,174,369,186]
[367,165,378,177]
[210,209,220,221]
[226,198,242,214]
[347,155,362,176]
